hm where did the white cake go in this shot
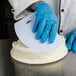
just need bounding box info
[11,39,68,64]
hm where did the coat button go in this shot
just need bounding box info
[59,29,63,33]
[61,9,64,12]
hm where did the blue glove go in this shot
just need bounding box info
[65,29,76,53]
[32,2,58,43]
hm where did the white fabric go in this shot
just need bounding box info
[8,0,76,35]
[60,0,76,35]
[8,0,42,20]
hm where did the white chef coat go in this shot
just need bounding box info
[8,0,76,35]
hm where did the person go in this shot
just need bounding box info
[8,0,76,53]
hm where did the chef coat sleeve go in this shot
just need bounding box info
[8,0,44,20]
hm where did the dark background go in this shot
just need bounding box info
[0,0,17,40]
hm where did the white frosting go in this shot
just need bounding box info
[11,40,68,64]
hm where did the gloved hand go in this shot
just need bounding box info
[32,2,58,43]
[65,29,76,53]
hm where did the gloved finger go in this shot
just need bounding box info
[72,29,76,33]
[32,15,41,33]
[66,33,75,51]
[72,39,76,53]
[36,17,46,40]
[64,33,71,39]
[49,23,58,43]
[64,29,76,39]
[41,21,52,43]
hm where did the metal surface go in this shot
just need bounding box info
[0,40,76,76]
